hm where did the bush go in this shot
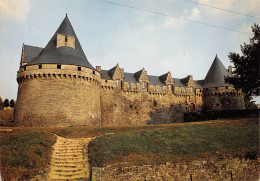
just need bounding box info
[184,109,259,122]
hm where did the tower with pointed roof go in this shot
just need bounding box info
[15,16,245,127]
[15,15,101,126]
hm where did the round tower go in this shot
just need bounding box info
[15,15,101,126]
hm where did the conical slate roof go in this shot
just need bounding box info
[203,55,231,88]
[28,15,94,69]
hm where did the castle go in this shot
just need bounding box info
[15,15,245,127]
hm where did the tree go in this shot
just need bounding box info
[225,24,260,101]
[3,99,9,107]
[10,99,15,108]
[0,97,2,110]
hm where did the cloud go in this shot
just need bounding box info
[198,0,260,20]
[0,0,31,23]
[162,8,201,30]
[230,23,252,52]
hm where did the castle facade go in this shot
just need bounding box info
[15,16,245,127]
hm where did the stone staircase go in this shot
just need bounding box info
[48,136,94,181]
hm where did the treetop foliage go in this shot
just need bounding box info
[225,24,260,100]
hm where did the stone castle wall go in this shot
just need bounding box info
[15,64,244,127]
[202,87,245,111]
[15,64,101,127]
[91,158,259,181]
[100,88,203,126]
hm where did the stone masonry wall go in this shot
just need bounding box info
[15,64,101,127]
[203,87,245,111]
[92,158,259,181]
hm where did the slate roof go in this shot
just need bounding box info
[28,15,94,69]
[148,75,164,85]
[101,70,112,80]
[134,69,143,80]
[172,78,185,87]
[194,80,203,89]
[124,72,139,83]
[23,45,43,63]
[108,65,117,77]
[203,55,231,88]
[159,72,168,83]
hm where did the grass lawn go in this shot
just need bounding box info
[0,130,56,180]
[0,115,258,180]
[88,117,259,167]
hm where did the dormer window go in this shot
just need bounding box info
[116,79,120,87]
[56,33,75,49]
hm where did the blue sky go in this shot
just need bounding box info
[0,0,259,102]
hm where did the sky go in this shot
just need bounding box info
[0,0,259,103]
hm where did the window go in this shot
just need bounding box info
[128,83,131,89]
[116,79,120,87]
[184,88,186,93]
[190,87,193,92]
[215,87,218,90]
[93,71,95,74]
[153,85,156,92]
[65,36,68,42]
[23,66,26,71]
[134,83,137,89]
[38,65,42,69]
[179,88,182,93]
[142,81,146,88]
[160,86,163,92]
[78,67,81,71]
[168,85,171,90]
[57,65,61,69]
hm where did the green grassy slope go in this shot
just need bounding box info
[0,131,56,180]
[88,117,258,167]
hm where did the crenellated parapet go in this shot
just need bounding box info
[17,64,101,85]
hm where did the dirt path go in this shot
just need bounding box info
[48,136,94,181]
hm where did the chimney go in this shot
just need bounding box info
[96,66,101,72]
[228,66,232,75]
[120,68,124,78]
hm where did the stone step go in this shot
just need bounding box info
[53,156,83,161]
[53,170,86,176]
[50,173,88,180]
[51,160,84,164]
[53,167,85,173]
[55,150,83,154]
[54,152,83,157]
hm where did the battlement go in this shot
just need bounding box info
[17,64,101,84]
